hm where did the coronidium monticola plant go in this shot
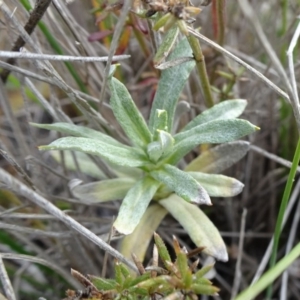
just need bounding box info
[33,38,258,262]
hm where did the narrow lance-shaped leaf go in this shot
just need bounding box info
[149,38,195,134]
[188,172,244,197]
[195,265,215,279]
[147,131,174,162]
[154,232,172,269]
[160,194,228,261]
[173,101,190,133]
[167,119,258,165]
[109,77,152,148]
[51,151,107,179]
[158,130,174,156]
[176,252,189,280]
[150,164,211,205]
[147,141,163,162]
[88,276,116,291]
[71,178,136,204]
[31,122,123,147]
[114,261,124,286]
[185,141,250,173]
[182,99,247,132]
[154,174,244,199]
[152,109,168,140]
[154,25,179,66]
[120,204,168,262]
[39,137,149,168]
[191,283,219,296]
[113,176,160,235]
[51,151,143,179]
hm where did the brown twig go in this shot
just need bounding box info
[0,0,52,83]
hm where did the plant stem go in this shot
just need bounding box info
[279,0,288,37]
[19,0,88,93]
[129,14,151,58]
[215,0,226,46]
[267,137,300,298]
[185,32,214,108]
[0,0,52,83]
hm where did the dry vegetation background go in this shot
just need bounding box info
[0,0,300,299]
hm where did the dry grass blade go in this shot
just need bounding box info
[0,0,52,82]
[0,253,80,289]
[250,145,300,173]
[98,0,132,105]
[0,168,138,273]
[0,61,55,84]
[231,209,247,299]
[187,28,290,101]
[0,222,72,238]
[0,256,16,300]
[238,0,300,132]
[0,78,31,157]
[0,51,130,62]
[0,1,55,73]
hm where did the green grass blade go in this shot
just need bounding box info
[235,242,300,300]
[267,138,300,297]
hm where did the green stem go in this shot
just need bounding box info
[186,33,214,108]
[216,0,225,46]
[267,137,300,298]
[131,24,151,58]
[279,0,288,37]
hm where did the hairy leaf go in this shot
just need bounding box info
[39,137,149,168]
[147,141,164,162]
[51,151,142,179]
[31,122,123,147]
[109,77,152,148]
[120,204,168,262]
[152,109,168,139]
[150,164,211,205]
[149,38,195,134]
[182,99,247,132]
[185,141,250,173]
[167,119,258,164]
[113,176,160,235]
[188,172,244,197]
[154,26,179,66]
[160,194,228,261]
[51,151,107,179]
[71,178,136,203]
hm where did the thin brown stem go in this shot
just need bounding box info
[0,0,52,82]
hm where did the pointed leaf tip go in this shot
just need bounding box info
[113,176,160,235]
[160,194,228,261]
[150,164,211,205]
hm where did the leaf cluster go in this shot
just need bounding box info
[64,233,219,300]
[33,39,258,262]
